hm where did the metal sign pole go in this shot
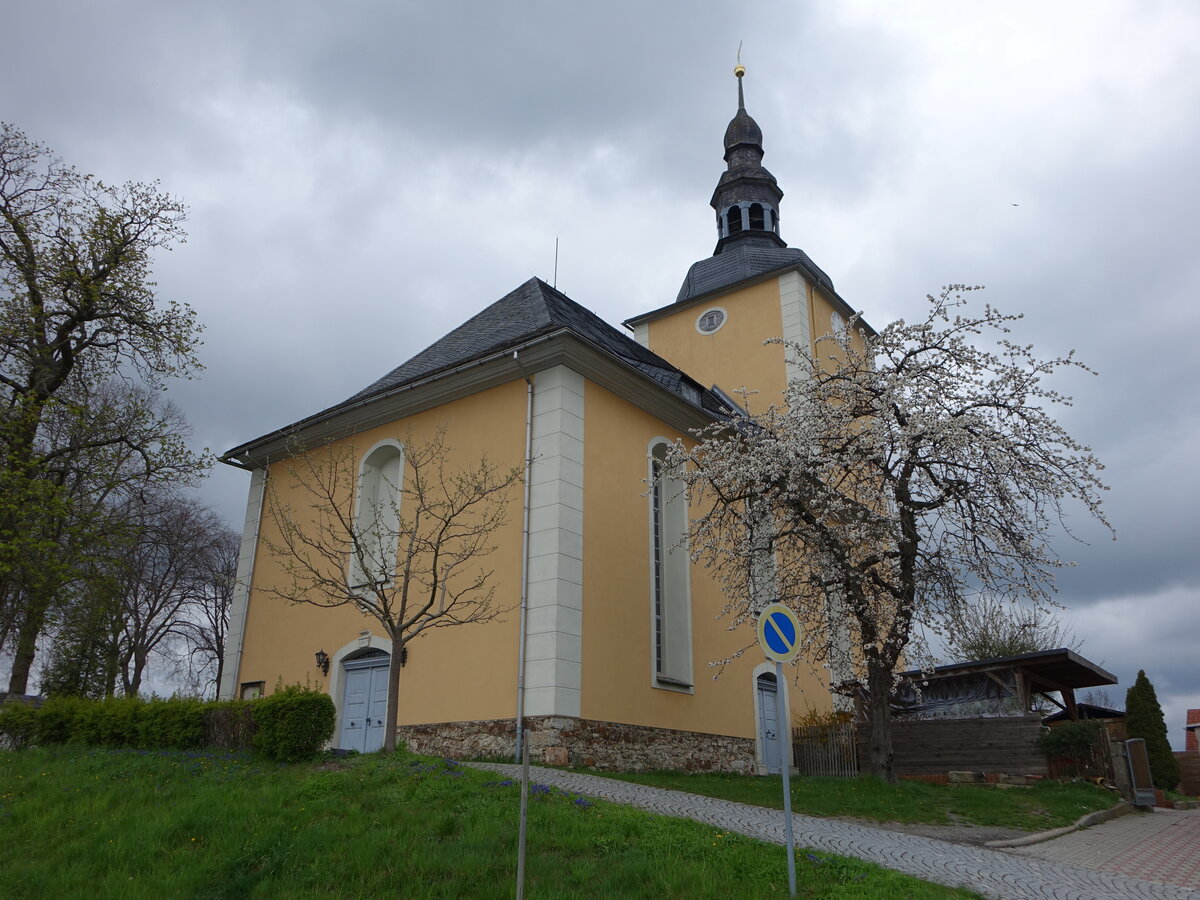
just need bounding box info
[516,728,530,899]
[759,604,801,899]
[776,659,797,898]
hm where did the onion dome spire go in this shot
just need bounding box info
[710,65,785,255]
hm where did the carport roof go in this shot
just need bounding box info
[900,648,1118,693]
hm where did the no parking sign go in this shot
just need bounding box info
[757,603,800,662]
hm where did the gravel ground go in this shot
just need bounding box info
[850,819,1027,846]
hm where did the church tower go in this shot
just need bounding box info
[711,64,786,254]
[625,66,869,413]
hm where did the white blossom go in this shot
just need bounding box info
[662,286,1111,780]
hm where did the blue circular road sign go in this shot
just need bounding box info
[757,603,801,662]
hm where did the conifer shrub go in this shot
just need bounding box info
[250,685,336,762]
[1125,669,1180,790]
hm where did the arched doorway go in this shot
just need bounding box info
[338,649,390,753]
[756,671,781,774]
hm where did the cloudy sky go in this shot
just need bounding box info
[6,2,1197,746]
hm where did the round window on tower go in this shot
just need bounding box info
[696,307,727,335]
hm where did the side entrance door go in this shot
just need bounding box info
[757,673,781,774]
[339,654,390,753]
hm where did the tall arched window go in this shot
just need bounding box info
[350,442,403,588]
[649,441,692,687]
[749,203,765,230]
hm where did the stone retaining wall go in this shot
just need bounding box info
[396,715,757,773]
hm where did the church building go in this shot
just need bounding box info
[218,68,872,773]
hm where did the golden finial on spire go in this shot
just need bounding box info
[734,43,746,108]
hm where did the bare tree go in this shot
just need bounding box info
[944,594,1080,662]
[110,492,232,696]
[177,525,240,697]
[666,287,1110,782]
[263,429,523,752]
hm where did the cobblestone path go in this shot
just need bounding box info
[1010,807,1200,892]
[471,763,1200,900]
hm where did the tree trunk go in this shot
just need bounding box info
[6,601,47,694]
[126,653,146,697]
[384,633,404,753]
[863,660,897,783]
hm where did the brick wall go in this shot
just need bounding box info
[1186,708,1199,754]
[859,715,1048,777]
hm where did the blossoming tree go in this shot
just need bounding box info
[665,286,1111,782]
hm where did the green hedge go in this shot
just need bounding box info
[1039,720,1107,778]
[0,688,335,762]
[251,685,337,762]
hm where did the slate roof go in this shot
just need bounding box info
[675,244,837,305]
[331,277,726,419]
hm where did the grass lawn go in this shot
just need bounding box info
[0,746,983,899]
[576,769,1117,831]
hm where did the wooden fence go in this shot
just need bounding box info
[792,723,858,777]
[1177,752,1200,795]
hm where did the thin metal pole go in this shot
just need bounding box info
[515,376,533,762]
[776,660,796,897]
[516,728,530,900]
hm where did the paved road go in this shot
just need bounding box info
[1009,807,1200,892]
[471,763,1200,900]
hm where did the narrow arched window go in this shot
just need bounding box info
[726,206,743,236]
[749,203,765,230]
[650,441,691,687]
[351,443,403,588]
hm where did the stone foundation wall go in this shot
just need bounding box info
[396,715,757,773]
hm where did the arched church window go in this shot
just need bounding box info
[749,203,765,230]
[350,442,404,588]
[649,440,692,688]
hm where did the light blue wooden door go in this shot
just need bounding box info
[758,674,781,774]
[339,668,371,751]
[340,657,391,752]
[363,665,389,752]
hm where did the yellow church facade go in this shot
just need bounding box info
[219,71,871,773]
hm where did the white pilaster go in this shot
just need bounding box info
[779,270,812,384]
[218,468,266,700]
[632,321,649,348]
[523,366,585,717]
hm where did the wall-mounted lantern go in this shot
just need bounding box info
[315,649,330,676]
